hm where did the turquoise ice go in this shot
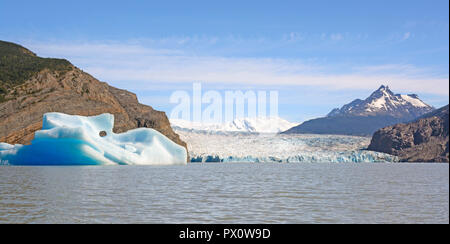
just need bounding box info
[0,113,187,165]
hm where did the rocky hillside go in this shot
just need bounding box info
[283,85,434,136]
[368,105,449,162]
[0,40,72,102]
[0,40,186,151]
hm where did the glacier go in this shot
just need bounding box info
[175,129,398,163]
[0,113,187,165]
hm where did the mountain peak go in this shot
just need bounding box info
[375,85,392,93]
[378,85,388,90]
[327,85,434,119]
[370,84,395,98]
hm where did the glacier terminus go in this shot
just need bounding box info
[173,126,399,163]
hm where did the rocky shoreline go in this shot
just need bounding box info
[368,105,449,162]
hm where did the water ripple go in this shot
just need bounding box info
[0,163,448,223]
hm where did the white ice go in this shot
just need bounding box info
[0,113,187,165]
[175,129,398,163]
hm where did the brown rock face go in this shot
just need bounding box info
[0,67,187,152]
[368,105,449,162]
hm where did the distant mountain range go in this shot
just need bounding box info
[283,85,435,136]
[171,117,298,133]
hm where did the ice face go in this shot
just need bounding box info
[175,130,398,163]
[0,113,187,165]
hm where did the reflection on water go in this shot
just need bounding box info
[0,163,448,223]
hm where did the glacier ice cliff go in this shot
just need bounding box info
[175,130,398,163]
[0,113,187,165]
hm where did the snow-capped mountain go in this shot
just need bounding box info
[283,85,435,136]
[170,117,298,133]
[327,85,433,118]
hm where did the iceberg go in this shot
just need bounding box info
[0,113,187,165]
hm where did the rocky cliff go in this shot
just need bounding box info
[0,40,187,152]
[367,105,449,162]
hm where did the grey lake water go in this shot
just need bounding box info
[0,163,448,224]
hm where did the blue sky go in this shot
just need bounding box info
[1,0,448,122]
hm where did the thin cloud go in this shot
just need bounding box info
[403,32,411,40]
[330,33,343,41]
[25,41,449,96]
[283,32,305,42]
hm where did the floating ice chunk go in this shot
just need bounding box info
[0,113,187,165]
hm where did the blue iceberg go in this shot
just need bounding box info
[0,113,187,165]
